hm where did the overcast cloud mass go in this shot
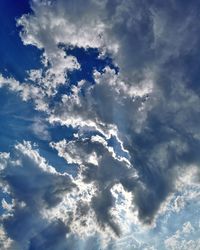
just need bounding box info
[0,0,200,249]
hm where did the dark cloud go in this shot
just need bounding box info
[51,136,135,235]
[92,188,120,236]
[29,220,70,250]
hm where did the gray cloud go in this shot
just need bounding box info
[50,135,136,235]
[0,142,76,249]
[29,220,71,250]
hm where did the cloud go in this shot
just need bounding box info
[0,139,135,248]
[50,134,137,236]
[31,117,51,141]
[1,0,200,248]
[1,0,200,226]
[0,141,76,249]
[164,221,200,250]
[29,220,71,250]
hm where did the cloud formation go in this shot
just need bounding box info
[1,0,200,249]
[0,141,77,249]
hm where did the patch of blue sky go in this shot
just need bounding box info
[53,46,119,104]
[107,136,130,160]
[66,46,118,83]
[0,0,43,82]
[0,87,36,151]
[0,87,79,174]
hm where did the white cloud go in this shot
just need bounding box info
[165,221,200,250]
[31,117,51,141]
[0,225,17,250]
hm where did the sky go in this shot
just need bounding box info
[0,0,200,249]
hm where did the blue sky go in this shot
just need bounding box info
[0,1,200,250]
[0,0,42,81]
